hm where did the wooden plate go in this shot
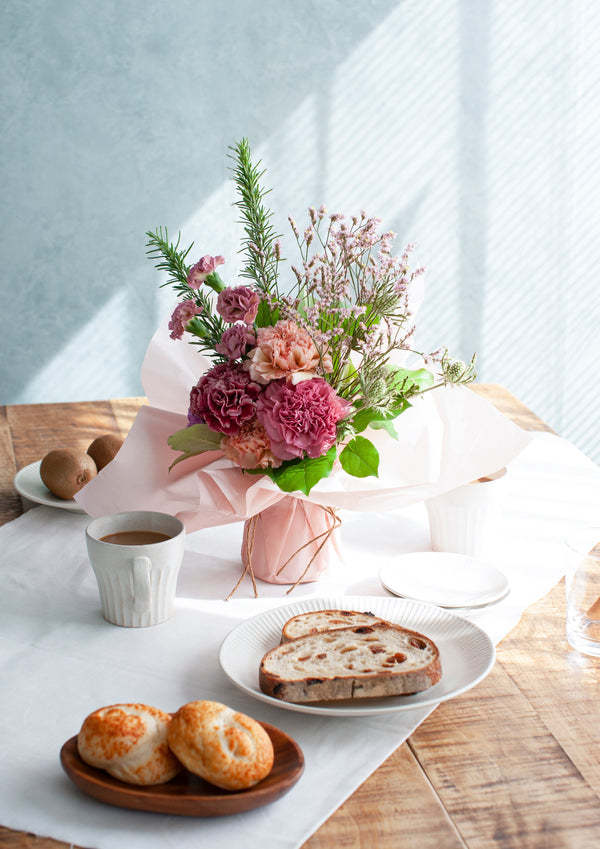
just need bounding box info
[60,722,304,816]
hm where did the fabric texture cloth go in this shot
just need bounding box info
[1,433,599,849]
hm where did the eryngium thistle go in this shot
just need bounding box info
[441,353,477,385]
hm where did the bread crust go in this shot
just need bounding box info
[77,703,181,785]
[260,622,441,703]
[167,700,274,790]
[281,609,382,642]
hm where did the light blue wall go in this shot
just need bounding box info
[2,0,599,463]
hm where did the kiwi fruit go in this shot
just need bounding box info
[40,449,97,499]
[87,434,123,471]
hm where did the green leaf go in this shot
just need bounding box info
[266,446,337,495]
[388,366,434,392]
[369,419,398,439]
[351,400,410,434]
[167,424,222,468]
[255,299,278,328]
[351,407,378,434]
[339,436,380,478]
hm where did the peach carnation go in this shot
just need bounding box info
[247,320,332,385]
[220,418,281,470]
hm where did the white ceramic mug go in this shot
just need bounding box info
[425,467,507,559]
[85,511,185,627]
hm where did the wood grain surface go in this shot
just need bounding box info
[1,386,599,849]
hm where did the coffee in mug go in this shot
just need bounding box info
[86,511,185,627]
[100,530,172,545]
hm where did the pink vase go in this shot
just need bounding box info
[238,497,342,592]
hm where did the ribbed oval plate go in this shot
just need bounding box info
[219,595,495,716]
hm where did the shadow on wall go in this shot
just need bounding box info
[0,0,399,403]
[1,0,599,464]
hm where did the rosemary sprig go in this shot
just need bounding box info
[229,139,281,301]
[145,227,195,296]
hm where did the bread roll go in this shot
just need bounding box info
[167,700,274,790]
[77,703,181,785]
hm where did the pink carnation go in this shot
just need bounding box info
[220,417,281,470]
[215,323,256,360]
[187,255,225,289]
[168,300,203,340]
[256,378,351,461]
[216,285,261,324]
[247,320,332,385]
[188,362,261,435]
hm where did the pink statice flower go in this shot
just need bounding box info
[215,323,256,360]
[216,285,261,324]
[168,300,203,340]
[187,255,225,289]
[247,320,332,385]
[256,377,351,461]
[188,362,261,435]
[220,417,281,470]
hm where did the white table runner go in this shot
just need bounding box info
[1,432,599,849]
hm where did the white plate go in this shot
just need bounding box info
[379,552,509,609]
[219,595,495,717]
[13,461,86,513]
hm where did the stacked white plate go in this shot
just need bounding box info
[379,551,509,609]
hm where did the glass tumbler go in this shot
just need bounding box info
[565,525,600,657]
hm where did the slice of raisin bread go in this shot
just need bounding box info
[260,622,441,703]
[281,609,386,643]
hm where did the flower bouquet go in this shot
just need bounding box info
[142,139,476,591]
[76,139,531,597]
[148,140,476,493]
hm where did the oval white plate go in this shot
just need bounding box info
[14,461,86,513]
[379,552,509,609]
[219,595,495,717]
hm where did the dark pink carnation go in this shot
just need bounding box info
[215,323,257,360]
[256,378,351,461]
[187,255,225,289]
[188,362,261,435]
[168,300,203,340]
[216,285,260,324]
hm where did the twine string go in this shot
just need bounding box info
[277,506,341,594]
[227,503,340,599]
[225,514,259,601]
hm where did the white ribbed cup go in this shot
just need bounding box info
[85,511,185,627]
[425,468,507,559]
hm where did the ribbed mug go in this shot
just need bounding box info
[85,511,185,627]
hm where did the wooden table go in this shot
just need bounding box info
[1,385,599,849]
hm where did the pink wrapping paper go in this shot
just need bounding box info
[75,308,533,529]
[239,497,342,587]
